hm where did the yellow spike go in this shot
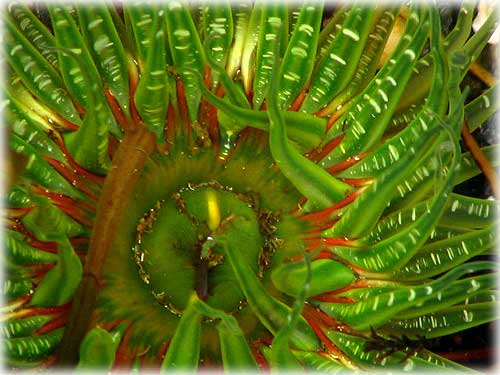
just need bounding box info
[207,190,220,231]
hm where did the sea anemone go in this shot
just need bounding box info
[2,1,498,372]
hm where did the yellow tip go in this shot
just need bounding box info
[207,190,220,231]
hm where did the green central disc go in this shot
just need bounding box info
[97,143,309,354]
[134,185,263,314]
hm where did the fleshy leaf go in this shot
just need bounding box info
[160,294,202,370]
[5,17,81,125]
[77,325,125,370]
[133,8,169,143]
[4,329,64,361]
[30,237,83,307]
[78,5,131,117]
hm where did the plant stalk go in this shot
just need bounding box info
[57,125,156,366]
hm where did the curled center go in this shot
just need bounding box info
[133,182,277,316]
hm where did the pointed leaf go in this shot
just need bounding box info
[78,5,131,117]
[4,328,64,360]
[5,17,81,125]
[8,3,59,69]
[277,1,323,109]
[134,9,169,143]
[301,6,375,113]
[30,237,83,307]
[160,294,202,371]
[384,302,498,339]
[165,1,206,123]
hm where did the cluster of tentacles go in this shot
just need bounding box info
[3,1,498,372]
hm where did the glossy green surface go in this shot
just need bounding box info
[3,1,497,372]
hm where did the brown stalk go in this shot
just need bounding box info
[57,125,156,365]
[461,121,498,198]
[469,62,497,88]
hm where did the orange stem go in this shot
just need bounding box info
[57,125,156,366]
[469,62,496,88]
[305,134,345,162]
[461,121,498,197]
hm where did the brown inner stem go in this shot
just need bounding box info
[461,121,498,198]
[469,62,497,88]
[57,125,156,366]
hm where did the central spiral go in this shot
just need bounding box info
[97,144,309,353]
[133,181,280,316]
